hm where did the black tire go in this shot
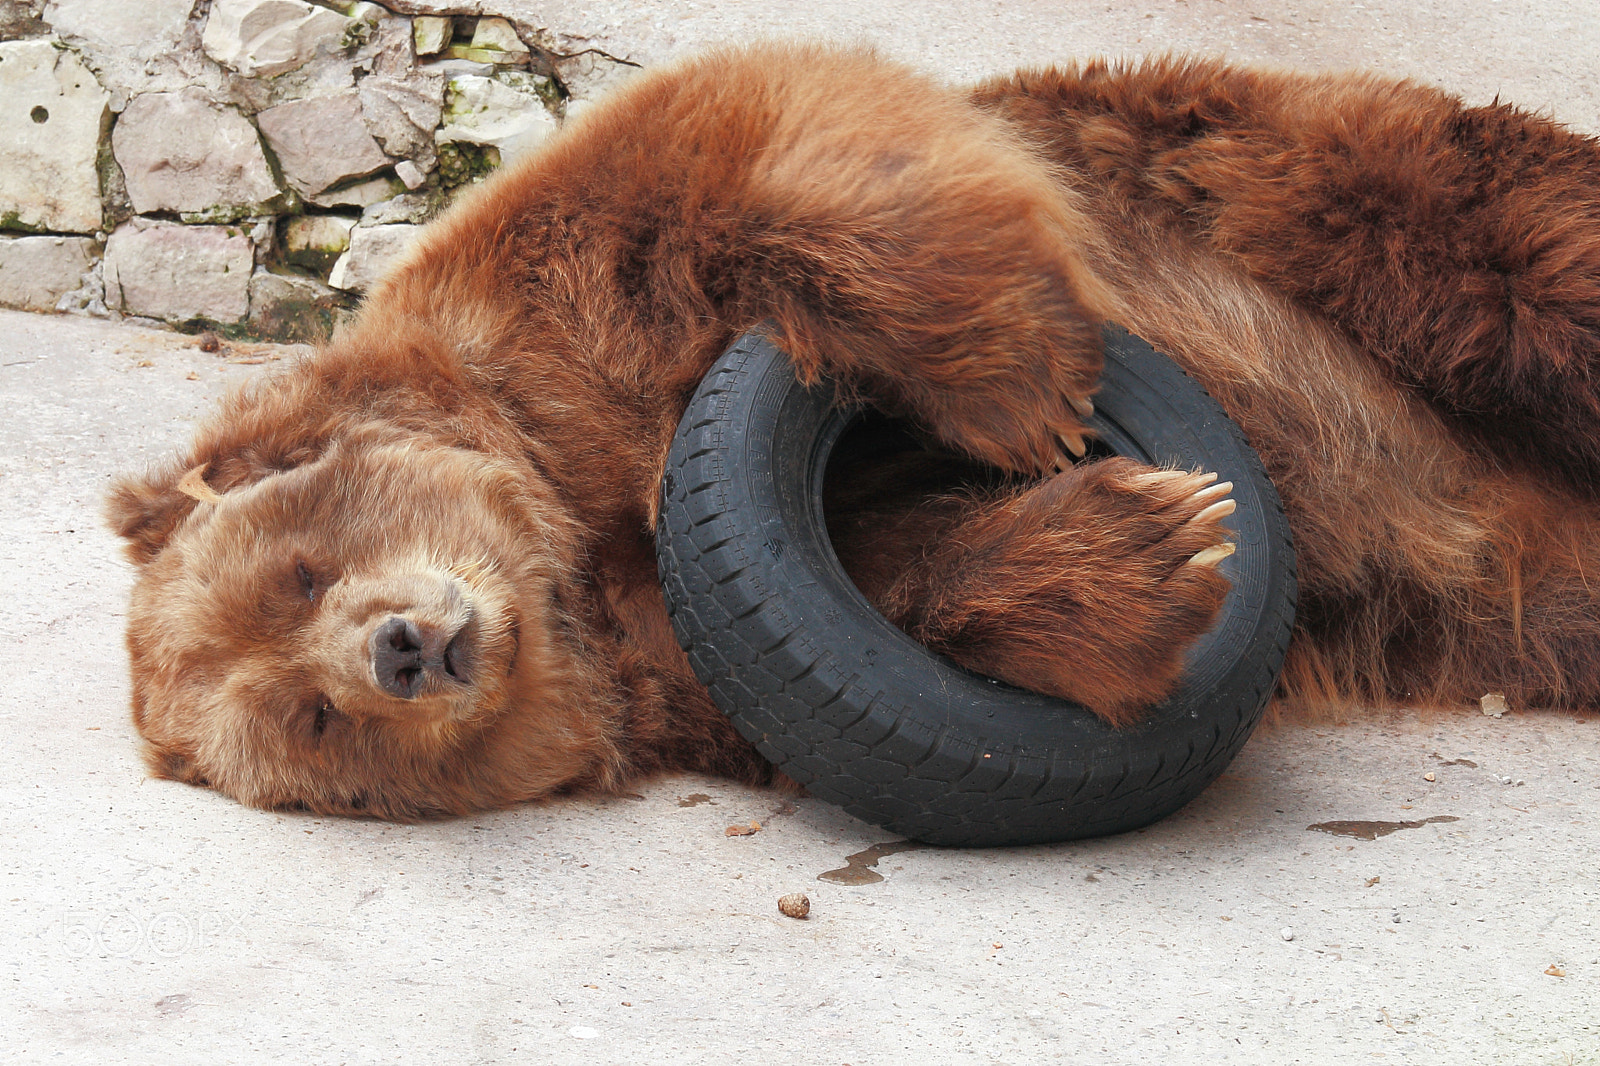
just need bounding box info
[656,326,1296,846]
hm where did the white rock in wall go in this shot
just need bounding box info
[469,17,528,57]
[361,193,435,226]
[0,40,109,234]
[113,89,282,220]
[394,160,426,190]
[345,2,388,27]
[357,12,417,81]
[282,213,355,274]
[104,220,253,323]
[285,215,356,258]
[359,73,445,164]
[202,0,352,79]
[361,192,439,226]
[257,90,393,199]
[379,1,485,12]
[436,73,558,162]
[307,174,405,210]
[43,0,194,58]
[0,235,97,312]
[327,223,421,293]
[54,257,106,315]
[412,16,451,56]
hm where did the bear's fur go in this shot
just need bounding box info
[107,44,1600,820]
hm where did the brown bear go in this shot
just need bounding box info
[108,44,1600,820]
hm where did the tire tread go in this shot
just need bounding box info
[657,330,1296,846]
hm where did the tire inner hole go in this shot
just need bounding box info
[821,410,1113,641]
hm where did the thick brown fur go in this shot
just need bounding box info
[108,44,1600,820]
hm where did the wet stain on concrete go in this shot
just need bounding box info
[677,793,713,808]
[817,840,931,885]
[1308,815,1460,841]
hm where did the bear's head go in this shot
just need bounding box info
[107,390,612,819]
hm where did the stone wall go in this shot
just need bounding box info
[0,0,636,341]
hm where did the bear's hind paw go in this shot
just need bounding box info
[903,460,1239,727]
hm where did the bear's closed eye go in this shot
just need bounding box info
[296,561,318,602]
[311,700,339,738]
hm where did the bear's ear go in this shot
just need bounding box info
[107,363,343,564]
[108,431,332,565]
[105,462,214,566]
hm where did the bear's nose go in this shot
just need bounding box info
[369,615,425,699]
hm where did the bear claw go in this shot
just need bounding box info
[1193,498,1238,526]
[1190,479,1233,506]
[1129,468,1208,489]
[1187,541,1237,568]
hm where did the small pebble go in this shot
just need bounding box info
[1281,928,1294,941]
[1391,913,1402,924]
[395,159,426,190]
[1502,775,1514,785]
[1424,772,1436,782]
[778,892,810,919]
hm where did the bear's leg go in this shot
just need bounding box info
[833,458,1237,726]
[732,192,1106,476]
[710,59,1108,475]
[519,46,1107,477]
[976,60,1600,488]
[1197,97,1600,491]
[1281,484,1600,716]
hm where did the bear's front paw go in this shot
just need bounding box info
[926,383,1100,478]
[901,459,1237,726]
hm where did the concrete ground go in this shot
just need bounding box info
[527,0,1600,135]
[4,4,1600,1062]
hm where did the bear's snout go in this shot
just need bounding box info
[368,615,471,699]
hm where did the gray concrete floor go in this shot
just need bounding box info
[5,4,1600,1061]
[525,0,1600,135]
